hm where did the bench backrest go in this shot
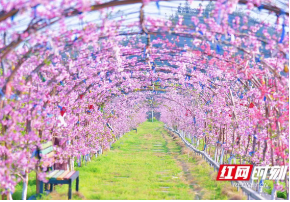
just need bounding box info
[37,141,55,167]
[40,141,53,155]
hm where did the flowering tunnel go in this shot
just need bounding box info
[0,0,289,199]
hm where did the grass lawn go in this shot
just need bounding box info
[13,121,245,199]
[169,129,287,200]
[51,121,195,199]
[164,129,245,200]
[14,121,193,199]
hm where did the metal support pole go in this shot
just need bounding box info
[1,32,6,76]
[271,180,277,200]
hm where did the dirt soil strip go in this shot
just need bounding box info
[164,128,247,200]
[161,132,201,199]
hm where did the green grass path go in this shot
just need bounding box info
[68,121,194,199]
[13,121,243,200]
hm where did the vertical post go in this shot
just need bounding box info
[1,32,6,76]
[249,166,254,189]
[286,175,289,200]
[36,171,40,194]
[22,171,28,200]
[8,191,12,200]
[78,156,81,167]
[39,181,44,195]
[68,180,72,200]
[271,180,277,200]
[72,158,74,171]
[258,179,264,195]
[220,147,224,165]
[76,177,79,192]
[214,148,217,162]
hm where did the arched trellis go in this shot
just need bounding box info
[0,0,288,199]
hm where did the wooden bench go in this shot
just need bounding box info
[39,170,79,199]
[36,141,79,200]
[132,128,137,133]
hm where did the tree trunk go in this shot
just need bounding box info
[22,171,28,200]
[8,192,12,200]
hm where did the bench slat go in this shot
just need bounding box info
[63,171,76,180]
[40,141,53,150]
[69,171,79,181]
[46,170,59,178]
[46,152,55,159]
[51,170,64,179]
[57,170,70,180]
[40,146,53,155]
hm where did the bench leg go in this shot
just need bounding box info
[76,177,79,192]
[68,180,72,200]
[44,183,48,191]
[39,181,44,194]
[50,183,53,192]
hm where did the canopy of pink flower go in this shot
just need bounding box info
[0,0,288,195]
